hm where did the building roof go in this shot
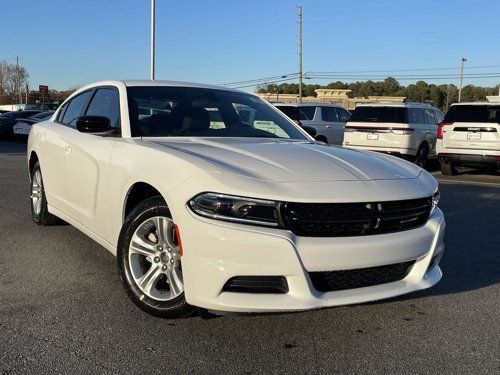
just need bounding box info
[452,101,500,106]
[272,102,344,108]
[355,102,436,108]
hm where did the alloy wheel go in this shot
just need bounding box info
[128,216,183,301]
[31,169,43,216]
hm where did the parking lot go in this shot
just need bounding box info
[0,141,498,374]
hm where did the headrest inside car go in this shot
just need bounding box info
[181,107,210,131]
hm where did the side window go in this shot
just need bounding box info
[299,106,316,121]
[409,108,426,124]
[434,110,444,124]
[321,107,338,122]
[85,88,120,128]
[336,108,351,122]
[61,91,93,126]
[424,108,436,125]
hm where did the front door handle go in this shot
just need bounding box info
[65,146,72,155]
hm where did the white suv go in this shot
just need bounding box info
[437,102,500,175]
[343,103,444,167]
[274,103,351,145]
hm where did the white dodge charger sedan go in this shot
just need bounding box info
[27,80,445,318]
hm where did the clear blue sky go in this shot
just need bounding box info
[2,0,499,91]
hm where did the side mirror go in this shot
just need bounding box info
[75,116,111,133]
[302,125,317,137]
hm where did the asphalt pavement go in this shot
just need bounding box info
[0,142,499,374]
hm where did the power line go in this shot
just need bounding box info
[223,73,298,86]
[232,76,299,89]
[308,65,500,74]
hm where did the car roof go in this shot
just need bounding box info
[75,80,245,95]
[273,102,344,108]
[355,102,436,109]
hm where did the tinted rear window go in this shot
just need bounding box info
[444,105,500,123]
[350,107,407,123]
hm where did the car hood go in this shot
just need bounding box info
[145,137,422,182]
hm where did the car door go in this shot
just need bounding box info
[62,87,120,234]
[37,92,93,212]
[318,107,344,145]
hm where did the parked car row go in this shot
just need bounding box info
[0,110,44,138]
[13,111,55,137]
[274,101,499,173]
[0,110,55,139]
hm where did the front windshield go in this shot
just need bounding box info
[127,86,308,139]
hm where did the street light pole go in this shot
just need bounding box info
[458,57,466,102]
[150,0,155,80]
[297,6,303,103]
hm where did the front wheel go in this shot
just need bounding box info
[117,196,193,318]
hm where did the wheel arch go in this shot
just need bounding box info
[123,181,168,222]
[29,151,39,175]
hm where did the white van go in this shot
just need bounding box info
[343,103,444,167]
[436,102,500,175]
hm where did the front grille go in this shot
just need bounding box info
[309,261,415,292]
[285,197,431,237]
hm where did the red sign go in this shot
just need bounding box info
[39,85,49,93]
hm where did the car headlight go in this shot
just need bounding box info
[188,192,285,228]
[430,190,440,215]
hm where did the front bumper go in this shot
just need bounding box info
[179,206,445,313]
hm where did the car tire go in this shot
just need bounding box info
[117,196,194,318]
[30,162,59,226]
[414,143,429,168]
[440,161,458,176]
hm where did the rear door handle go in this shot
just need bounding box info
[65,146,72,155]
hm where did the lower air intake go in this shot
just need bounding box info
[222,276,288,294]
[309,261,415,292]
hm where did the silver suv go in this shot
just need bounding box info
[275,103,351,145]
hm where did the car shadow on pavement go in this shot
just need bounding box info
[0,141,27,154]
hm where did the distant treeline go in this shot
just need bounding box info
[257,77,498,111]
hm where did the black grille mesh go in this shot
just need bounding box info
[285,197,431,237]
[309,261,415,292]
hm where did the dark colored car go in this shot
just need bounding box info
[0,110,10,115]
[12,111,54,138]
[0,110,43,138]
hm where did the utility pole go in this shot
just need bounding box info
[458,57,466,102]
[150,0,155,80]
[297,5,303,103]
[16,56,22,104]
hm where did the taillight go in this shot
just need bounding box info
[437,121,452,139]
